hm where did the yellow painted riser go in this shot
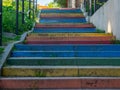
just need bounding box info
[3,68,78,77]
[3,68,120,77]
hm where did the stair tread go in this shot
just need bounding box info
[8,57,120,59]
[4,66,120,68]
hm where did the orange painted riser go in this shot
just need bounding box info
[35,23,95,28]
[25,40,112,44]
[0,78,120,89]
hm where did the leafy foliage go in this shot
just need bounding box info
[0,47,4,54]
[54,0,67,7]
[48,2,60,8]
[2,0,34,34]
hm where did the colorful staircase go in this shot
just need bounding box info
[1,8,120,89]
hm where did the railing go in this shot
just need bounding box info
[84,0,108,16]
[0,0,37,45]
[16,0,37,34]
[0,0,2,45]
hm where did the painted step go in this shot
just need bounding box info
[25,40,112,44]
[26,36,115,41]
[11,51,120,57]
[14,44,120,51]
[40,16,85,18]
[27,35,114,39]
[1,77,120,89]
[40,13,85,18]
[7,57,120,66]
[35,23,95,28]
[3,66,120,77]
[29,33,112,37]
[33,28,96,33]
[40,18,86,23]
[36,22,92,24]
[41,9,82,13]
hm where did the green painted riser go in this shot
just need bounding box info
[7,58,120,66]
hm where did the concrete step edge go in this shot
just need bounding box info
[3,66,120,69]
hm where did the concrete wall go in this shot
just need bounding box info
[68,0,83,8]
[68,0,76,8]
[90,0,120,40]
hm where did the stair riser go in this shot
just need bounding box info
[40,13,84,16]
[7,58,120,66]
[29,33,112,37]
[26,41,112,44]
[40,15,85,18]
[40,18,86,23]
[35,24,95,28]
[33,28,96,33]
[1,78,120,89]
[15,44,120,51]
[33,30,96,33]
[11,51,120,57]
[41,16,85,18]
[3,68,120,77]
[41,10,82,13]
[27,36,114,38]
[26,37,114,41]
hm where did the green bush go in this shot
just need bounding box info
[0,48,4,54]
[54,0,67,7]
[2,0,35,35]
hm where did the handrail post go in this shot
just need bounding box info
[36,0,37,11]
[0,0,2,45]
[89,0,92,16]
[16,0,19,35]
[33,0,35,19]
[94,0,96,12]
[22,0,25,24]
[29,0,31,19]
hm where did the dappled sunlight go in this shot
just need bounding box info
[107,20,112,33]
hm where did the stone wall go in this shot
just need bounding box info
[90,0,120,40]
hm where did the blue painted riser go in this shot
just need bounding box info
[11,51,120,57]
[33,28,96,33]
[40,18,86,23]
[15,44,120,51]
[41,9,82,13]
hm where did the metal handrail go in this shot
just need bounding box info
[84,0,108,16]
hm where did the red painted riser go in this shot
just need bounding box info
[0,78,120,89]
[26,41,112,44]
[35,24,95,28]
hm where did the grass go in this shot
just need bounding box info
[0,48,4,54]
[2,35,21,45]
[112,40,120,44]
[0,35,21,55]
[96,29,105,33]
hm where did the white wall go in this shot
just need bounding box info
[90,0,120,40]
[68,0,76,8]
